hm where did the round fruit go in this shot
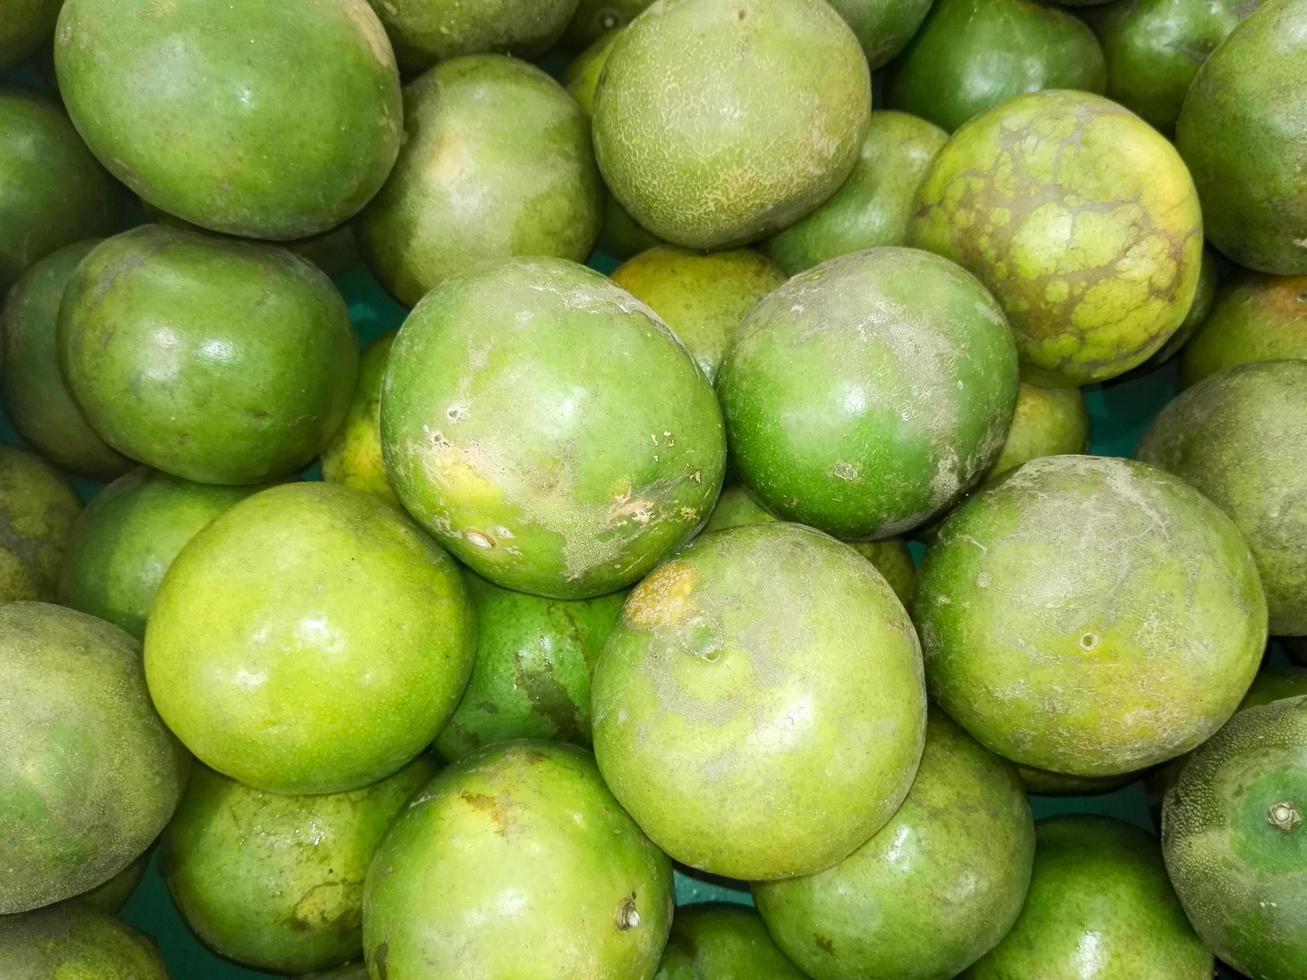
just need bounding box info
[0,0,61,70]
[611,246,784,380]
[718,247,1019,540]
[359,55,602,308]
[144,482,475,795]
[564,27,623,111]
[592,0,871,249]
[0,445,80,603]
[381,257,725,599]
[162,756,435,974]
[363,741,673,979]
[0,904,168,979]
[1163,696,1307,979]
[0,602,188,913]
[1017,765,1138,797]
[1175,0,1307,274]
[1180,273,1307,387]
[55,0,401,239]
[58,224,358,485]
[321,332,398,505]
[755,712,1035,980]
[1139,360,1307,635]
[915,455,1267,776]
[824,0,933,68]
[985,381,1090,484]
[1,240,131,479]
[70,853,148,914]
[562,0,652,50]
[655,905,806,979]
[592,522,926,879]
[57,467,259,639]
[366,0,579,70]
[1151,247,1219,366]
[434,574,626,761]
[910,89,1204,385]
[964,816,1212,978]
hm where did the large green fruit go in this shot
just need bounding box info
[915,455,1267,775]
[964,816,1212,978]
[655,905,806,979]
[1139,360,1307,635]
[0,602,188,913]
[1180,273,1307,387]
[562,0,652,50]
[57,467,259,639]
[0,445,80,603]
[1163,697,1307,979]
[321,332,398,506]
[718,247,1018,540]
[910,90,1204,385]
[1176,0,1307,274]
[1,240,131,480]
[58,224,358,485]
[434,574,626,761]
[366,0,579,70]
[381,257,725,599]
[755,712,1035,980]
[363,741,673,979]
[144,482,475,795]
[592,0,871,249]
[161,757,435,974]
[359,55,602,308]
[55,0,401,239]
[825,0,934,68]
[0,87,118,290]
[0,904,169,979]
[984,381,1091,484]
[0,0,62,70]
[592,523,926,879]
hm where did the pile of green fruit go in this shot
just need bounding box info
[1,0,1305,977]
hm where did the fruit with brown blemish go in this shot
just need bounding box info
[321,332,399,506]
[365,0,580,71]
[0,903,169,979]
[654,904,806,979]
[1179,272,1307,387]
[0,445,81,604]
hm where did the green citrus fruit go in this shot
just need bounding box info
[0,904,169,979]
[365,0,579,70]
[321,332,399,506]
[655,904,806,979]
[1180,272,1307,387]
[0,445,80,604]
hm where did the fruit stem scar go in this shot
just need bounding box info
[465,530,495,550]
[1267,800,1302,832]
[617,894,640,930]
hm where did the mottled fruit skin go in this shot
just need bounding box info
[1163,697,1307,979]
[825,0,934,68]
[915,455,1267,776]
[161,758,434,974]
[55,0,401,239]
[435,574,625,761]
[57,467,258,639]
[1,240,131,479]
[593,0,871,249]
[984,381,1091,484]
[0,88,118,290]
[1180,272,1307,387]
[1017,765,1136,796]
[1178,0,1307,274]
[655,905,806,979]
[1150,247,1219,366]
[321,332,398,506]
[964,817,1212,978]
[145,483,475,795]
[0,0,62,70]
[612,246,783,380]
[0,445,80,603]
[381,258,725,599]
[1139,360,1307,635]
[562,0,652,50]
[592,523,926,879]
[359,56,602,308]
[910,90,1204,385]
[59,224,358,485]
[719,247,1019,540]
[0,602,189,913]
[756,712,1035,980]
[367,0,579,70]
[363,741,674,980]
[0,904,169,979]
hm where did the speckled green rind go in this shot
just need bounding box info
[160,757,435,974]
[984,381,1090,483]
[963,816,1212,979]
[366,0,578,70]
[1175,0,1307,274]
[380,257,725,599]
[434,575,626,761]
[755,712,1034,980]
[719,247,1019,540]
[825,0,934,68]
[562,0,652,50]
[914,455,1267,776]
[0,445,80,603]
[592,523,926,880]
[359,55,602,308]
[69,853,148,913]
[0,904,170,979]
[1017,764,1137,796]
[612,247,784,380]
[0,602,189,914]
[0,0,62,70]
[1139,360,1307,635]
[321,333,398,506]
[363,741,674,980]
[1150,247,1219,366]
[762,112,947,276]
[57,467,259,640]
[654,904,806,979]
[144,483,475,795]
[55,0,401,240]
[910,89,1204,385]
[1,240,131,480]
[58,224,358,485]
[1163,697,1307,979]
[592,0,871,250]
[1180,273,1307,387]
[0,88,118,290]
